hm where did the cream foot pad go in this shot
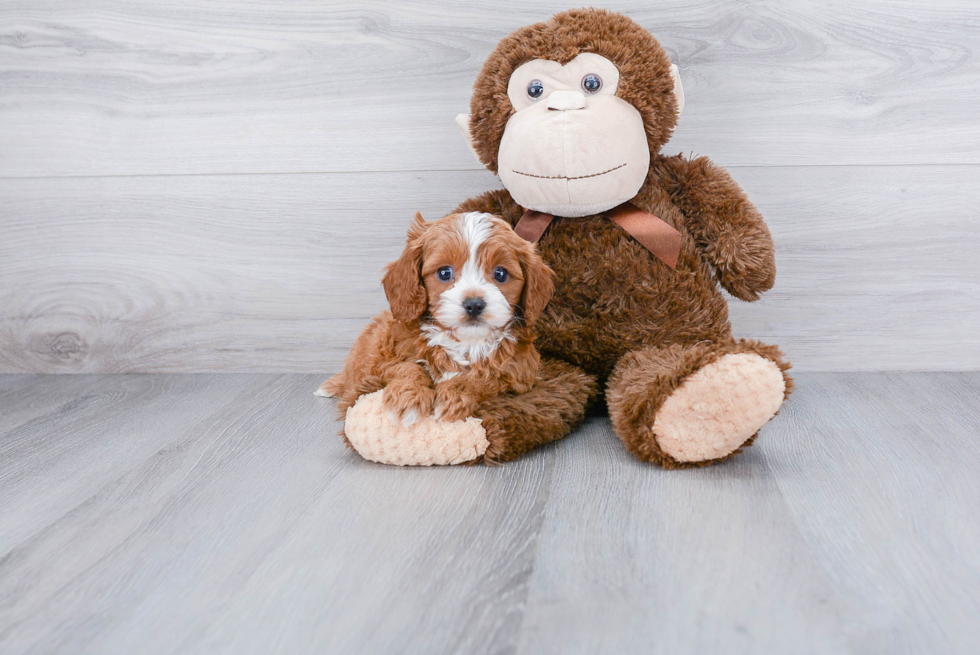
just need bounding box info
[344,389,489,466]
[653,353,786,463]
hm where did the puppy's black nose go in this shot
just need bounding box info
[463,297,486,318]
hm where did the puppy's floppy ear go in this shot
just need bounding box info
[518,243,554,327]
[382,212,429,322]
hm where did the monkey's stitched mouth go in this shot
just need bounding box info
[511,163,627,180]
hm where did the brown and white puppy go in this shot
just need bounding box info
[317,211,553,428]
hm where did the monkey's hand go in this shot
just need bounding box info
[654,154,776,301]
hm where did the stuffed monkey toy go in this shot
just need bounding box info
[343,8,792,467]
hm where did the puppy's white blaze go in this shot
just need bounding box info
[436,212,512,331]
[427,212,516,365]
[460,211,493,259]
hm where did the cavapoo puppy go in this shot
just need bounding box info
[317,211,554,430]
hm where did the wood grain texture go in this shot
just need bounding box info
[515,372,980,654]
[1,372,979,653]
[2,166,977,373]
[1,1,977,373]
[0,374,553,654]
[515,421,854,653]
[1,0,979,177]
[766,373,980,654]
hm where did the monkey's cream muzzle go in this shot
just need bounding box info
[497,93,649,217]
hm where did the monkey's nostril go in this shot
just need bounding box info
[463,297,486,317]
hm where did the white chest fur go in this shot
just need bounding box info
[420,322,514,367]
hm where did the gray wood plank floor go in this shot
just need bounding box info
[1,373,978,654]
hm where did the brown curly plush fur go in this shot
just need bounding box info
[477,359,598,465]
[455,9,793,467]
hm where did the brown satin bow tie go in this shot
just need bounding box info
[514,202,682,269]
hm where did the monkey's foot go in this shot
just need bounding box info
[344,390,488,466]
[652,353,785,463]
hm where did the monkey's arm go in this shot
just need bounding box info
[653,154,776,301]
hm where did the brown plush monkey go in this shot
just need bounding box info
[344,8,792,467]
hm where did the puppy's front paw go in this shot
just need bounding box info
[383,383,435,427]
[434,386,479,423]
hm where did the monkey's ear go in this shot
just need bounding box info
[382,212,429,322]
[518,245,555,327]
[670,64,685,117]
[455,114,483,165]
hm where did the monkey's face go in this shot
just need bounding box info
[462,10,685,219]
[496,53,650,218]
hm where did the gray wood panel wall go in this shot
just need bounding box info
[2,0,978,373]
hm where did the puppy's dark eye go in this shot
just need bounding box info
[437,266,453,282]
[493,267,509,283]
[581,73,602,94]
[527,79,544,100]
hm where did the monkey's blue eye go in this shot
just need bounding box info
[437,266,453,282]
[493,267,509,283]
[527,80,544,99]
[582,73,602,94]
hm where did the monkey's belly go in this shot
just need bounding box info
[533,216,731,379]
